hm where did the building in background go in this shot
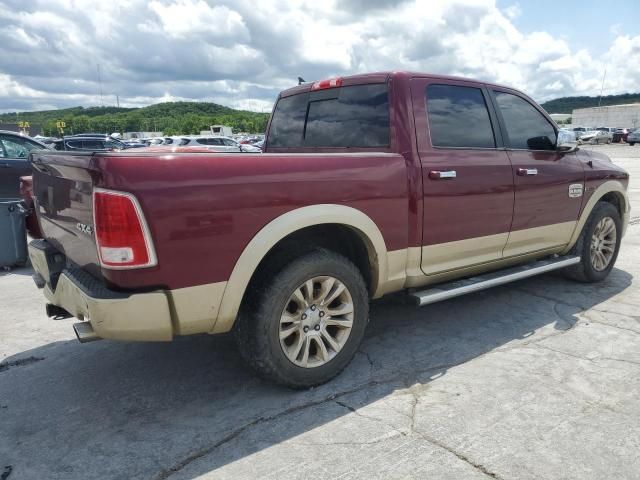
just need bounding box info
[572,104,640,129]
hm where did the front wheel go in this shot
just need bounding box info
[564,202,622,282]
[235,249,369,389]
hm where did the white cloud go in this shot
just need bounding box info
[0,0,638,113]
[504,3,522,19]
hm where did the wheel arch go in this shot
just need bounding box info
[562,180,630,254]
[211,205,391,333]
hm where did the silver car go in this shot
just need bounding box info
[577,130,612,145]
[182,136,262,153]
[627,129,640,146]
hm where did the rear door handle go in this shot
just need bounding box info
[0,163,10,168]
[429,170,457,180]
[517,168,538,176]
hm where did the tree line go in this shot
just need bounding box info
[0,102,270,136]
[541,92,640,114]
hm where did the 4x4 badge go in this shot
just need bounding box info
[568,184,584,198]
[76,222,94,236]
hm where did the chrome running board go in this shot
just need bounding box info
[409,256,581,306]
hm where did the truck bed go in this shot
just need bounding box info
[30,149,410,292]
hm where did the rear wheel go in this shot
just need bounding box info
[630,142,636,146]
[234,249,369,389]
[564,202,621,282]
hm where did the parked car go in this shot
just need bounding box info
[181,135,261,153]
[627,129,640,146]
[0,130,48,200]
[572,127,588,137]
[53,136,127,152]
[28,71,629,388]
[577,130,612,144]
[121,139,148,148]
[612,128,631,143]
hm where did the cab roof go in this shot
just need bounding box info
[279,71,520,98]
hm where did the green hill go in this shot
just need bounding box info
[541,93,640,114]
[0,102,269,136]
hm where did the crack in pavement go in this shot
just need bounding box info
[153,286,633,480]
[0,356,44,373]
[357,348,376,371]
[153,354,504,479]
[410,428,504,480]
[337,394,503,480]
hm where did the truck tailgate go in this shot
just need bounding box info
[30,151,101,278]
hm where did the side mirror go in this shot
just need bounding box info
[557,130,578,153]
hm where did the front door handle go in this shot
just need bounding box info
[517,168,538,176]
[0,163,10,168]
[429,170,457,180]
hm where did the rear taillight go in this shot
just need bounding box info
[92,188,157,269]
[311,77,342,90]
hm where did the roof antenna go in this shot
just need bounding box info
[298,77,306,85]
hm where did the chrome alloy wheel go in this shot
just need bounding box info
[590,217,617,271]
[279,276,354,368]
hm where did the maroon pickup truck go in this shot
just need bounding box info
[28,72,630,388]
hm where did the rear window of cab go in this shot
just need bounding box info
[267,83,390,149]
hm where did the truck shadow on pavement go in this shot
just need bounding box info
[0,267,633,479]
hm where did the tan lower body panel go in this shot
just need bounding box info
[502,221,576,258]
[168,282,227,335]
[405,246,566,289]
[420,232,509,275]
[391,222,578,291]
[43,272,174,341]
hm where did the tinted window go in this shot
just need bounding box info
[268,83,390,148]
[104,140,121,149]
[426,84,495,148]
[65,140,83,149]
[494,91,556,150]
[82,140,104,150]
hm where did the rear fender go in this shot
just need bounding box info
[211,204,390,333]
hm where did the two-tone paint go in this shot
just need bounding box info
[29,71,630,341]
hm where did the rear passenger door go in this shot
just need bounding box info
[411,79,515,275]
[0,134,38,200]
[490,89,584,256]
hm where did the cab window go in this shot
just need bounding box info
[426,84,496,148]
[494,91,557,151]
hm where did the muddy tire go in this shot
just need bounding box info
[564,202,621,282]
[234,249,369,389]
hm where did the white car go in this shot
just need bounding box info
[181,136,261,153]
[577,130,612,145]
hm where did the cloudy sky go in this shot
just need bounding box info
[1,0,639,113]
